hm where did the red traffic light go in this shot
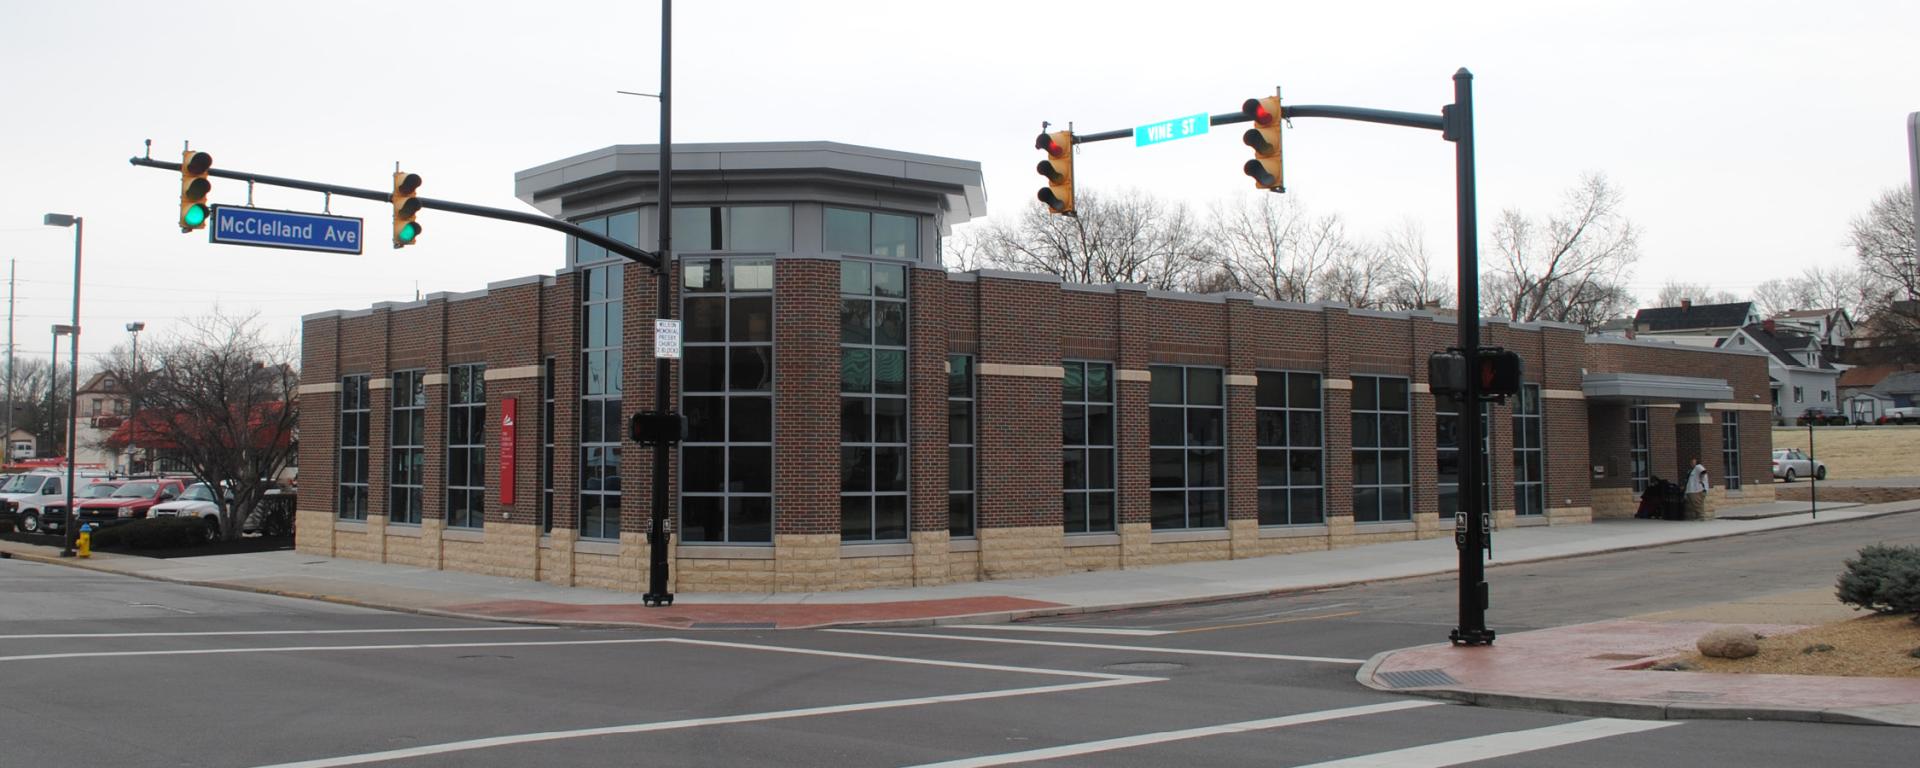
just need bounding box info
[1242,98,1276,126]
[1036,132,1066,157]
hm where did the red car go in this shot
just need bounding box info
[74,478,187,527]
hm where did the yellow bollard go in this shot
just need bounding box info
[77,524,92,558]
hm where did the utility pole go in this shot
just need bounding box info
[5,259,14,466]
[644,0,676,607]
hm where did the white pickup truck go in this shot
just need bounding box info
[1878,406,1920,425]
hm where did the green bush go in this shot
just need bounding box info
[1836,544,1920,615]
[87,517,209,551]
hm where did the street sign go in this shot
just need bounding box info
[654,319,682,359]
[209,205,363,254]
[1134,112,1210,147]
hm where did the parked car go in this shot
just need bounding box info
[72,479,186,528]
[1771,448,1827,482]
[10,474,120,533]
[1794,409,1849,426]
[148,482,227,539]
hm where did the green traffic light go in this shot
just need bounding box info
[398,222,420,243]
[182,204,208,228]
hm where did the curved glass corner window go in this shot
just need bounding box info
[841,259,910,542]
[680,257,775,544]
[825,208,918,260]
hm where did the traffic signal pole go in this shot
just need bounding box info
[644,0,675,607]
[1059,70,1493,644]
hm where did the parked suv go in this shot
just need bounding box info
[148,482,228,539]
[73,479,186,528]
[1,471,114,535]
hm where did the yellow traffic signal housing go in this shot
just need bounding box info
[179,150,213,232]
[391,171,423,248]
[1035,131,1075,215]
[1241,97,1284,192]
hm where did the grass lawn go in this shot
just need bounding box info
[1772,426,1920,480]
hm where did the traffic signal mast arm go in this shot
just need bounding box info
[128,155,661,271]
[1062,103,1445,146]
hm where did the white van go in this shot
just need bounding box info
[0,471,112,534]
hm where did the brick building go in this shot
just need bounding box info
[296,142,1775,593]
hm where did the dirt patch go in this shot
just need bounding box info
[1772,427,1920,480]
[1663,613,1920,677]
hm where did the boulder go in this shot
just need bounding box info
[1697,627,1760,659]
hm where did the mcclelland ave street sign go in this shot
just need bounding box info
[209,205,363,255]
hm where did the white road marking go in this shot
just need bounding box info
[900,700,1444,767]
[827,629,1367,664]
[0,637,668,663]
[0,626,556,640]
[245,638,1163,768]
[1290,718,1681,767]
[944,624,1172,637]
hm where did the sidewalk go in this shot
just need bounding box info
[6,499,1920,726]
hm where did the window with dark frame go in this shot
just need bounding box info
[681,258,775,544]
[541,357,555,534]
[446,364,486,528]
[388,370,425,525]
[1629,404,1651,494]
[1351,375,1411,523]
[948,355,975,538]
[1435,397,1489,519]
[579,258,623,541]
[1721,411,1742,491]
[337,374,370,521]
[1513,384,1545,516]
[1255,371,1323,526]
[1063,361,1116,534]
[840,259,910,542]
[1149,365,1225,530]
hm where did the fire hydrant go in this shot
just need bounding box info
[77,523,93,558]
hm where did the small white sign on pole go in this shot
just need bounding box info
[654,319,682,360]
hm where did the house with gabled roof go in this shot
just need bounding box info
[1721,320,1843,424]
[1633,300,1761,348]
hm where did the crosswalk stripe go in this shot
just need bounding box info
[943,624,1172,637]
[828,628,1366,664]
[1290,718,1680,767]
[900,701,1444,767]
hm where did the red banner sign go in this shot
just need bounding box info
[499,398,517,505]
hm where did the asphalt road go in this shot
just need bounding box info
[3,516,1917,767]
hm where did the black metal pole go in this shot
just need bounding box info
[1447,69,1493,646]
[1808,421,1817,519]
[643,0,675,607]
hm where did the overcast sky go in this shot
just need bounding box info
[2,0,1916,364]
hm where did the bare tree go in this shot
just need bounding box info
[4,356,72,457]
[1204,195,1349,302]
[963,189,1212,290]
[1484,173,1641,324]
[103,312,298,540]
[1852,185,1917,303]
[1651,281,1742,308]
[1752,264,1885,319]
[1377,221,1453,311]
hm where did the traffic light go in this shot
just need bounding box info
[178,150,213,232]
[1035,130,1075,215]
[391,171,422,248]
[1241,96,1284,192]
[1477,348,1524,397]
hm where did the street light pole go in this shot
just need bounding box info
[43,213,82,558]
[643,0,676,607]
[125,321,144,475]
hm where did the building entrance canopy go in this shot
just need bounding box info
[1582,372,1734,402]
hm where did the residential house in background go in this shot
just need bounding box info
[1844,299,1920,365]
[1837,366,1920,423]
[1721,321,1843,424]
[73,371,131,471]
[1771,308,1854,360]
[1632,300,1761,347]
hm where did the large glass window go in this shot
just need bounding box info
[1149,365,1225,529]
[841,260,909,541]
[580,260,623,540]
[446,364,486,529]
[1063,361,1117,533]
[1352,376,1411,523]
[540,358,555,534]
[1256,371,1322,526]
[337,374,370,521]
[1436,398,1490,519]
[949,355,975,538]
[681,258,775,544]
[569,210,639,267]
[1513,384,1545,517]
[1629,404,1651,494]
[1721,411,1742,491]
[825,207,918,260]
[673,206,793,252]
[388,370,425,525]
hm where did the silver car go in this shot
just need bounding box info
[1771,448,1827,482]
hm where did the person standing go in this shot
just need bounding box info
[1684,457,1711,520]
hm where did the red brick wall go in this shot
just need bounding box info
[975,276,1062,529]
[773,259,837,536]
